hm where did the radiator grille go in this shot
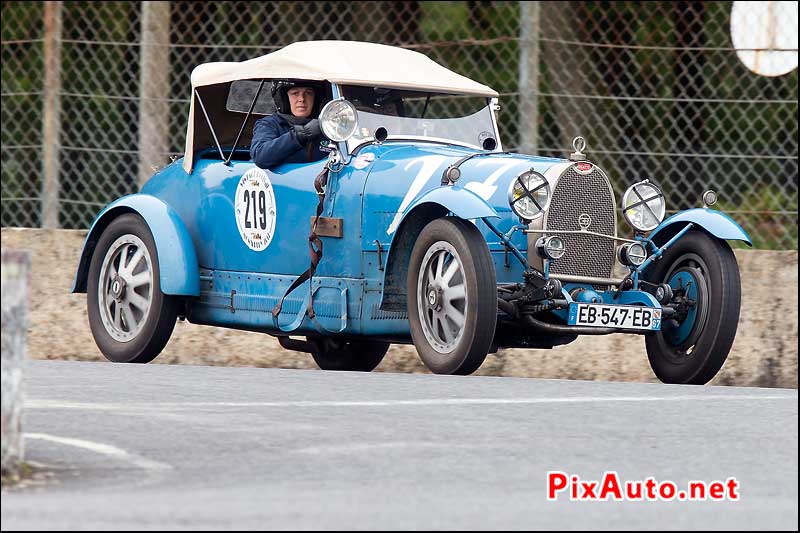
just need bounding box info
[545,165,616,281]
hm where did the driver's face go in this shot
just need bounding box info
[288,87,315,118]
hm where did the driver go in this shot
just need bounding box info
[250,80,327,169]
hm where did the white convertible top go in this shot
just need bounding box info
[182,41,497,172]
[190,40,498,96]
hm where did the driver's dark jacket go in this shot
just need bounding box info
[250,114,326,169]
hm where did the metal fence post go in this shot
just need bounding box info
[138,1,171,188]
[518,1,540,156]
[41,1,63,229]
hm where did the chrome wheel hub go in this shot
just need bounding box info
[427,287,442,310]
[110,275,126,301]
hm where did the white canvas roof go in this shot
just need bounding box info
[182,41,498,172]
[190,40,498,96]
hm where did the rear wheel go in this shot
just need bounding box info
[308,337,389,372]
[407,217,497,375]
[644,229,741,384]
[87,214,178,363]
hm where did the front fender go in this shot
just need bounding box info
[72,194,200,296]
[377,186,499,311]
[397,185,500,229]
[649,208,752,247]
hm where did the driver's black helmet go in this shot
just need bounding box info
[271,79,326,116]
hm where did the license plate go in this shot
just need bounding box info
[567,303,661,331]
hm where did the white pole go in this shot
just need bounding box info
[1,250,30,478]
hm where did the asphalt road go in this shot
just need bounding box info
[1,360,797,530]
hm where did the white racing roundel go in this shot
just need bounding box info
[235,168,277,251]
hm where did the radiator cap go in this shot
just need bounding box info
[569,136,587,161]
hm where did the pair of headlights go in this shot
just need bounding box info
[536,236,649,267]
[510,172,667,235]
[536,235,649,268]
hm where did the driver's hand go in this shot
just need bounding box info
[306,119,322,138]
[294,119,322,145]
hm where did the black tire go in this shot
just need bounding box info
[407,217,497,375]
[308,337,389,372]
[87,213,178,363]
[643,229,741,384]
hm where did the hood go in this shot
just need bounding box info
[364,142,571,209]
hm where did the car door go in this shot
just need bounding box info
[194,157,327,275]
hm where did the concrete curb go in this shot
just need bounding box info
[1,228,797,388]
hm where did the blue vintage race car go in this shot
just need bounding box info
[73,41,751,384]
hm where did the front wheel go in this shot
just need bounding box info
[87,214,178,363]
[407,217,497,375]
[643,229,741,384]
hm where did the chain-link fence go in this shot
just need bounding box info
[2,1,797,248]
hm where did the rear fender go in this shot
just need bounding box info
[72,194,200,296]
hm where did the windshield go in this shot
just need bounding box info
[342,86,499,152]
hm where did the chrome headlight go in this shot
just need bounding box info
[618,242,648,267]
[622,180,665,232]
[508,170,550,221]
[319,99,358,142]
[536,235,566,260]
